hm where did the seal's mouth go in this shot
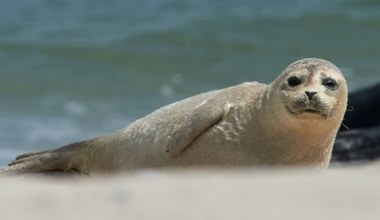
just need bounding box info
[303,109,321,114]
[286,105,326,117]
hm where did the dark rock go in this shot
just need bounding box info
[340,83,380,131]
[333,126,380,162]
[332,83,380,163]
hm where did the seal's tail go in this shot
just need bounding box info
[0,141,91,176]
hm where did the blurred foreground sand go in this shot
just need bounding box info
[1,163,380,220]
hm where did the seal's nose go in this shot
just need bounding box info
[305,91,317,100]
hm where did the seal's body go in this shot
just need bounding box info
[2,58,348,174]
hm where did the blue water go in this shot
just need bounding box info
[1,0,380,166]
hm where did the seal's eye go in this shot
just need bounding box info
[287,76,302,87]
[322,78,338,90]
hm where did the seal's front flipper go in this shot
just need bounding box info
[1,141,91,175]
[166,99,233,157]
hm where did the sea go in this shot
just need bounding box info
[1,0,380,166]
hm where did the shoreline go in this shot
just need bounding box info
[1,164,380,219]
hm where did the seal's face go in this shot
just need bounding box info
[277,59,347,119]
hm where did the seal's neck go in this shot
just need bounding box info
[251,87,338,168]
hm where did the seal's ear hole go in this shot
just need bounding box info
[287,76,302,87]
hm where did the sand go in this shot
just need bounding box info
[1,163,380,220]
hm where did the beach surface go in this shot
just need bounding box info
[1,163,380,220]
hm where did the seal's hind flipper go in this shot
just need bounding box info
[1,141,91,175]
[3,151,70,174]
[14,150,52,160]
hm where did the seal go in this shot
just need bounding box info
[1,58,348,175]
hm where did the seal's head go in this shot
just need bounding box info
[272,58,347,121]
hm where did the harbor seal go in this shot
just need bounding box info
[1,58,348,175]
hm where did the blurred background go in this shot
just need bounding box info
[1,0,380,166]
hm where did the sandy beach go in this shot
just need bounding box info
[1,163,380,220]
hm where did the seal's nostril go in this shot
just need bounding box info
[305,91,317,100]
